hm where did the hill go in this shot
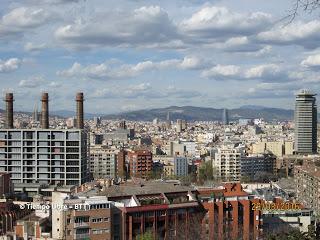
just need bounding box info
[101,106,294,121]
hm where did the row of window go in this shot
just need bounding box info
[92,217,110,223]
[0,131,80,140]
[92,228,110,235]
[73,216,110,223]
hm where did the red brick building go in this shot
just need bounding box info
[106,183,204,240]
[117,150,127,179]
[74,181,264,240]
[0,200,31,236]
[128,150,152,178]
[0,172,13,198]
[198,183,263,240]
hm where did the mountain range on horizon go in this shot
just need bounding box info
[99,105,295,122]
[0,105,309,121]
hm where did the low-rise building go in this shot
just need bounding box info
[52,192,116,240]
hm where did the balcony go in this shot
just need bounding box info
[74,233,90,240]
[74,222,89,228]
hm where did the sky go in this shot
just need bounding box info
[0,0,320,114]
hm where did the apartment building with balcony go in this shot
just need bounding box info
[213,145,243,181]
[198,183,263,240]
[128,150,152,178]
[294,164,320,216]
[90,145,118,179]
[0,129,88,189]
[52,192,117,240]
[241,153,276,179]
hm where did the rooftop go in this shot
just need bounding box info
[295,164,320,179]
[98,181,193,197]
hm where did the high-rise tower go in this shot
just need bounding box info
[294,90,317,154]
[222,108,229,125]
[32,102,39,122]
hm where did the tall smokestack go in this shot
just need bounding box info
[41,92,49,129]
[76,92,84,129]
[4,93,14,129]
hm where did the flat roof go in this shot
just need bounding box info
[79,181,193,198]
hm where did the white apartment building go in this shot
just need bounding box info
[0,129,88,187]
[213,145,244,181]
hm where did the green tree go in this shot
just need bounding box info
[265,228,317,240]
[136,231,153,240]
[240,175,251,183]
[198,161,213,183]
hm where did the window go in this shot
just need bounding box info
[52,132,65,140]
[92,229,109,234]
[90,203,109,210]
[38,132,50,140]
[92,218,103,223]
[23,132,33,139]
[104,217,110,222]
[67,132,79,140]
[74,216,89,223]
[0,132,6,139]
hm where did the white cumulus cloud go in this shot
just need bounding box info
[0,58,21,73]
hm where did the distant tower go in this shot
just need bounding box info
[119,120,127,129]
[93,117,101,127]
[153,118,159,125]
[32,103,39,122]
[294,90,317,154]
[222,108,229,125]
[176,119,182,133]
[166,111,171,129]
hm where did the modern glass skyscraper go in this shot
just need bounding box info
[222,108,229,125]
[294,90,317,154]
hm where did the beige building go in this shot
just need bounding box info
[163,164,174,177]
[294,164,320,216]
[90,146,119,179]
[213,145,243,181]
[252,141,294,157]
[52,192,117,240]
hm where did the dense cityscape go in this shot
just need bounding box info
[2,0,320,239]
[0,89,317,239]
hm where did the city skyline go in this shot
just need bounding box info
[0,1,320,239]
[1,0,320,113]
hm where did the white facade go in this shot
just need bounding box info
[182,141,196,156]
[263,209,314,233]
[213,145,244,181]
[0,129,88,187]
